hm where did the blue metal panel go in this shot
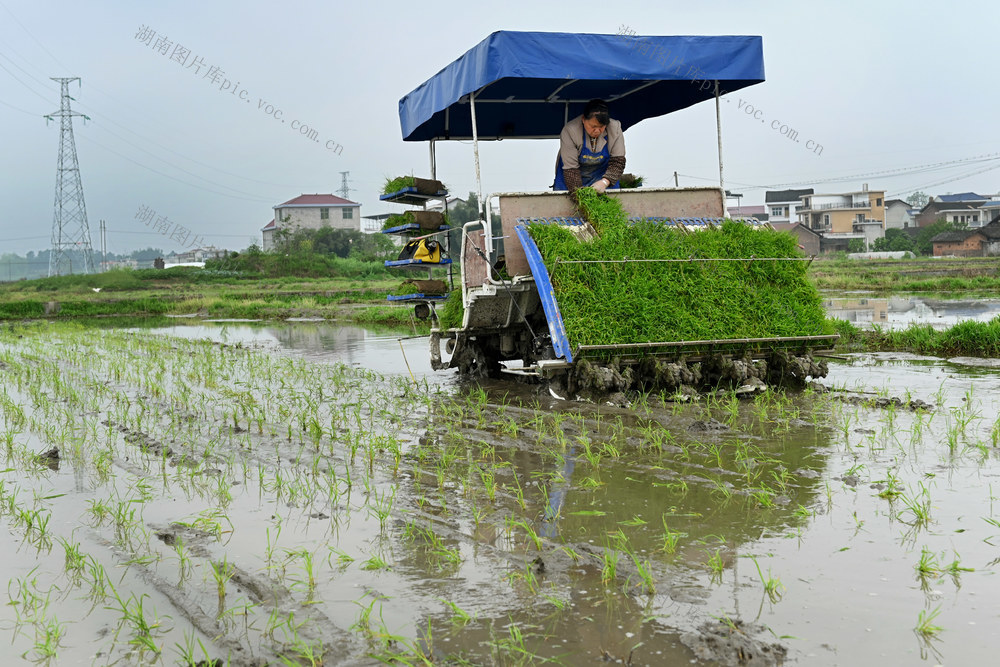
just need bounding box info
[387,294,448,301]
[384,258,453,268]
[382,223,451,234]
[515,224,573,363]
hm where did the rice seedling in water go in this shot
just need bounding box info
[750,557,784,603]
[509,518,544,551]
[707,550,725,580]
[600,549,620,585]
[439,598,476,627]
[629,555,656,595]
[915,546,940,579]
[899,483,933,528]
[361,554,390,571]
[659,516,684,554]
[106,592,164,657]
[914,606,943,637]
[209,558,234,611]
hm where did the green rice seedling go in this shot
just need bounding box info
[509,471,526,510]
[107,592,163,656]
[600,548,620,585]
[58,538,87,580]
[209,558,234,610]
[619,515,647,527]
[279,637,326,666]
[750,556,784,603]
[506,562,540,595]
[367,487,396,534]
[944,554,973,578]
[361,554,390,571]
[710,478,734,502]
[439,598,476,627]
[86,498,111,525]
[878,470,903,500]
[914,606,943,637]
[328,548,355,570]
[30,615,65,661]
[899,483,933,527]
[660,516,685,553]
[172,632,213,666]
[509,518,544,551]
[430,543,463,570]
[915,546,940,579]
[751,485,776,508]
[85,556,111,602]
[285,548,318,594]
[707,550,725,579]
[480,468,497,503]
[608,528,629,551]
[629,555,656,595]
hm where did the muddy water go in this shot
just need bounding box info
[2,322,1000,664]
[147,320,441,378]
[824,294,1000,329]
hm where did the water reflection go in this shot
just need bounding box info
[141,321,444,379]
[824,295,1000,329]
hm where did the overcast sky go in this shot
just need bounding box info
[1,0,998,256]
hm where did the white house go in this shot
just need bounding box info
[765,188,813,225]
[262,194,361,250]
[884,199,915,229]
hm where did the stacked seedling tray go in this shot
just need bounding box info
[380,177,453,303]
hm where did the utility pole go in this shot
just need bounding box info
[100,219,107,272]
[338,171,351,200]
[46,77,95,276]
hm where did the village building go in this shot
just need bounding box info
[261,194,361,250]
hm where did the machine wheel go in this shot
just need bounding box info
[451,336,502,379]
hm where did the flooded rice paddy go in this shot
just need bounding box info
[824,294,1000,330]
[1,320,1000,664]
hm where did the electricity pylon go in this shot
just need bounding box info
[47,77,95,276]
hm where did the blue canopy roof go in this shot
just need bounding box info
[398,31,765,142]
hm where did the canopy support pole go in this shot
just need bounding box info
[429,139,436,180]
[715,80,724,191]
[470,91,490,259]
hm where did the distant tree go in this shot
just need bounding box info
[905,191,929,208]
[448,192,485,226]
[131,247,167,261]
[349,232,396,262]
[872,228,915,253]
[273,226,396,261]
[847,239,866,253]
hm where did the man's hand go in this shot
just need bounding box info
[592,178,609,193]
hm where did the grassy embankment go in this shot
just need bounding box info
[830,317,1000,358]
[0,254,450,328]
